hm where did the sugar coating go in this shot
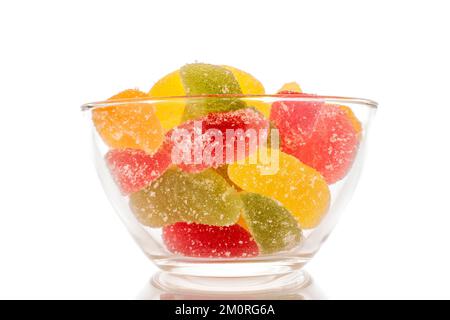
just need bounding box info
[270,97,361,184]
[240,192,302,254]
[163,108,269,173]
[92,89,164,153]
[163,222,259,258]
[180,63,246,121]
[228,149,330,229]
[105,148,171,195]
[129,168,242,228]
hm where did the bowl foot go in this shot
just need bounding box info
[152,269,310,296]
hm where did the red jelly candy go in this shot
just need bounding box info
[163,222,259,258]
[105,148,171,195]
[271,94,324,147]
[163,108,269,173]
[271,94,360,184]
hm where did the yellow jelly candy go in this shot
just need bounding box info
[278,82,303,93]
[148,70,186,131]
[228,149,330,229]
[92,89,164,154]
[223,65,270,118]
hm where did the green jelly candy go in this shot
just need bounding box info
[129,168,242,228]
[240,192,302,254]
[180,63,246,120]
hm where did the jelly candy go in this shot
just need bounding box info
[180,63,246,121]
[163,222,259,258]
[148,69,186,131]
[165,108,269,173]
[129,168,242,228]
[240,193,302,254]
[223,65,270,118]
[270,95,323,150]
[92,89,164,153]
[278,82,361,134]
[228,149,330,229]
[340,105,362,135]
[278,82,302,93]
[109,88,147,100]
[181,63,242,95]
[270,95,361,183]
[105,148,171,195]
[295,105,360,183]
[149,64,268,128]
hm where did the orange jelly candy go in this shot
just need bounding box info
[92,89,164,153]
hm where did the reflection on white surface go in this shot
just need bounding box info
[137,271,326,300]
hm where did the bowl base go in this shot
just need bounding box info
[151,258,310,295]
[152,271,309,295]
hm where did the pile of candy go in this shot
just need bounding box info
[92,63,361,258]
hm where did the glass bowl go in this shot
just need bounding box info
[82,94,376,292]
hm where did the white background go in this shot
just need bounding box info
[0,0,449,299]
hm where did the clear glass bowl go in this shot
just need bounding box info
[82,94,376,292]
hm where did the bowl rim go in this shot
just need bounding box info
[81,94,378,111]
